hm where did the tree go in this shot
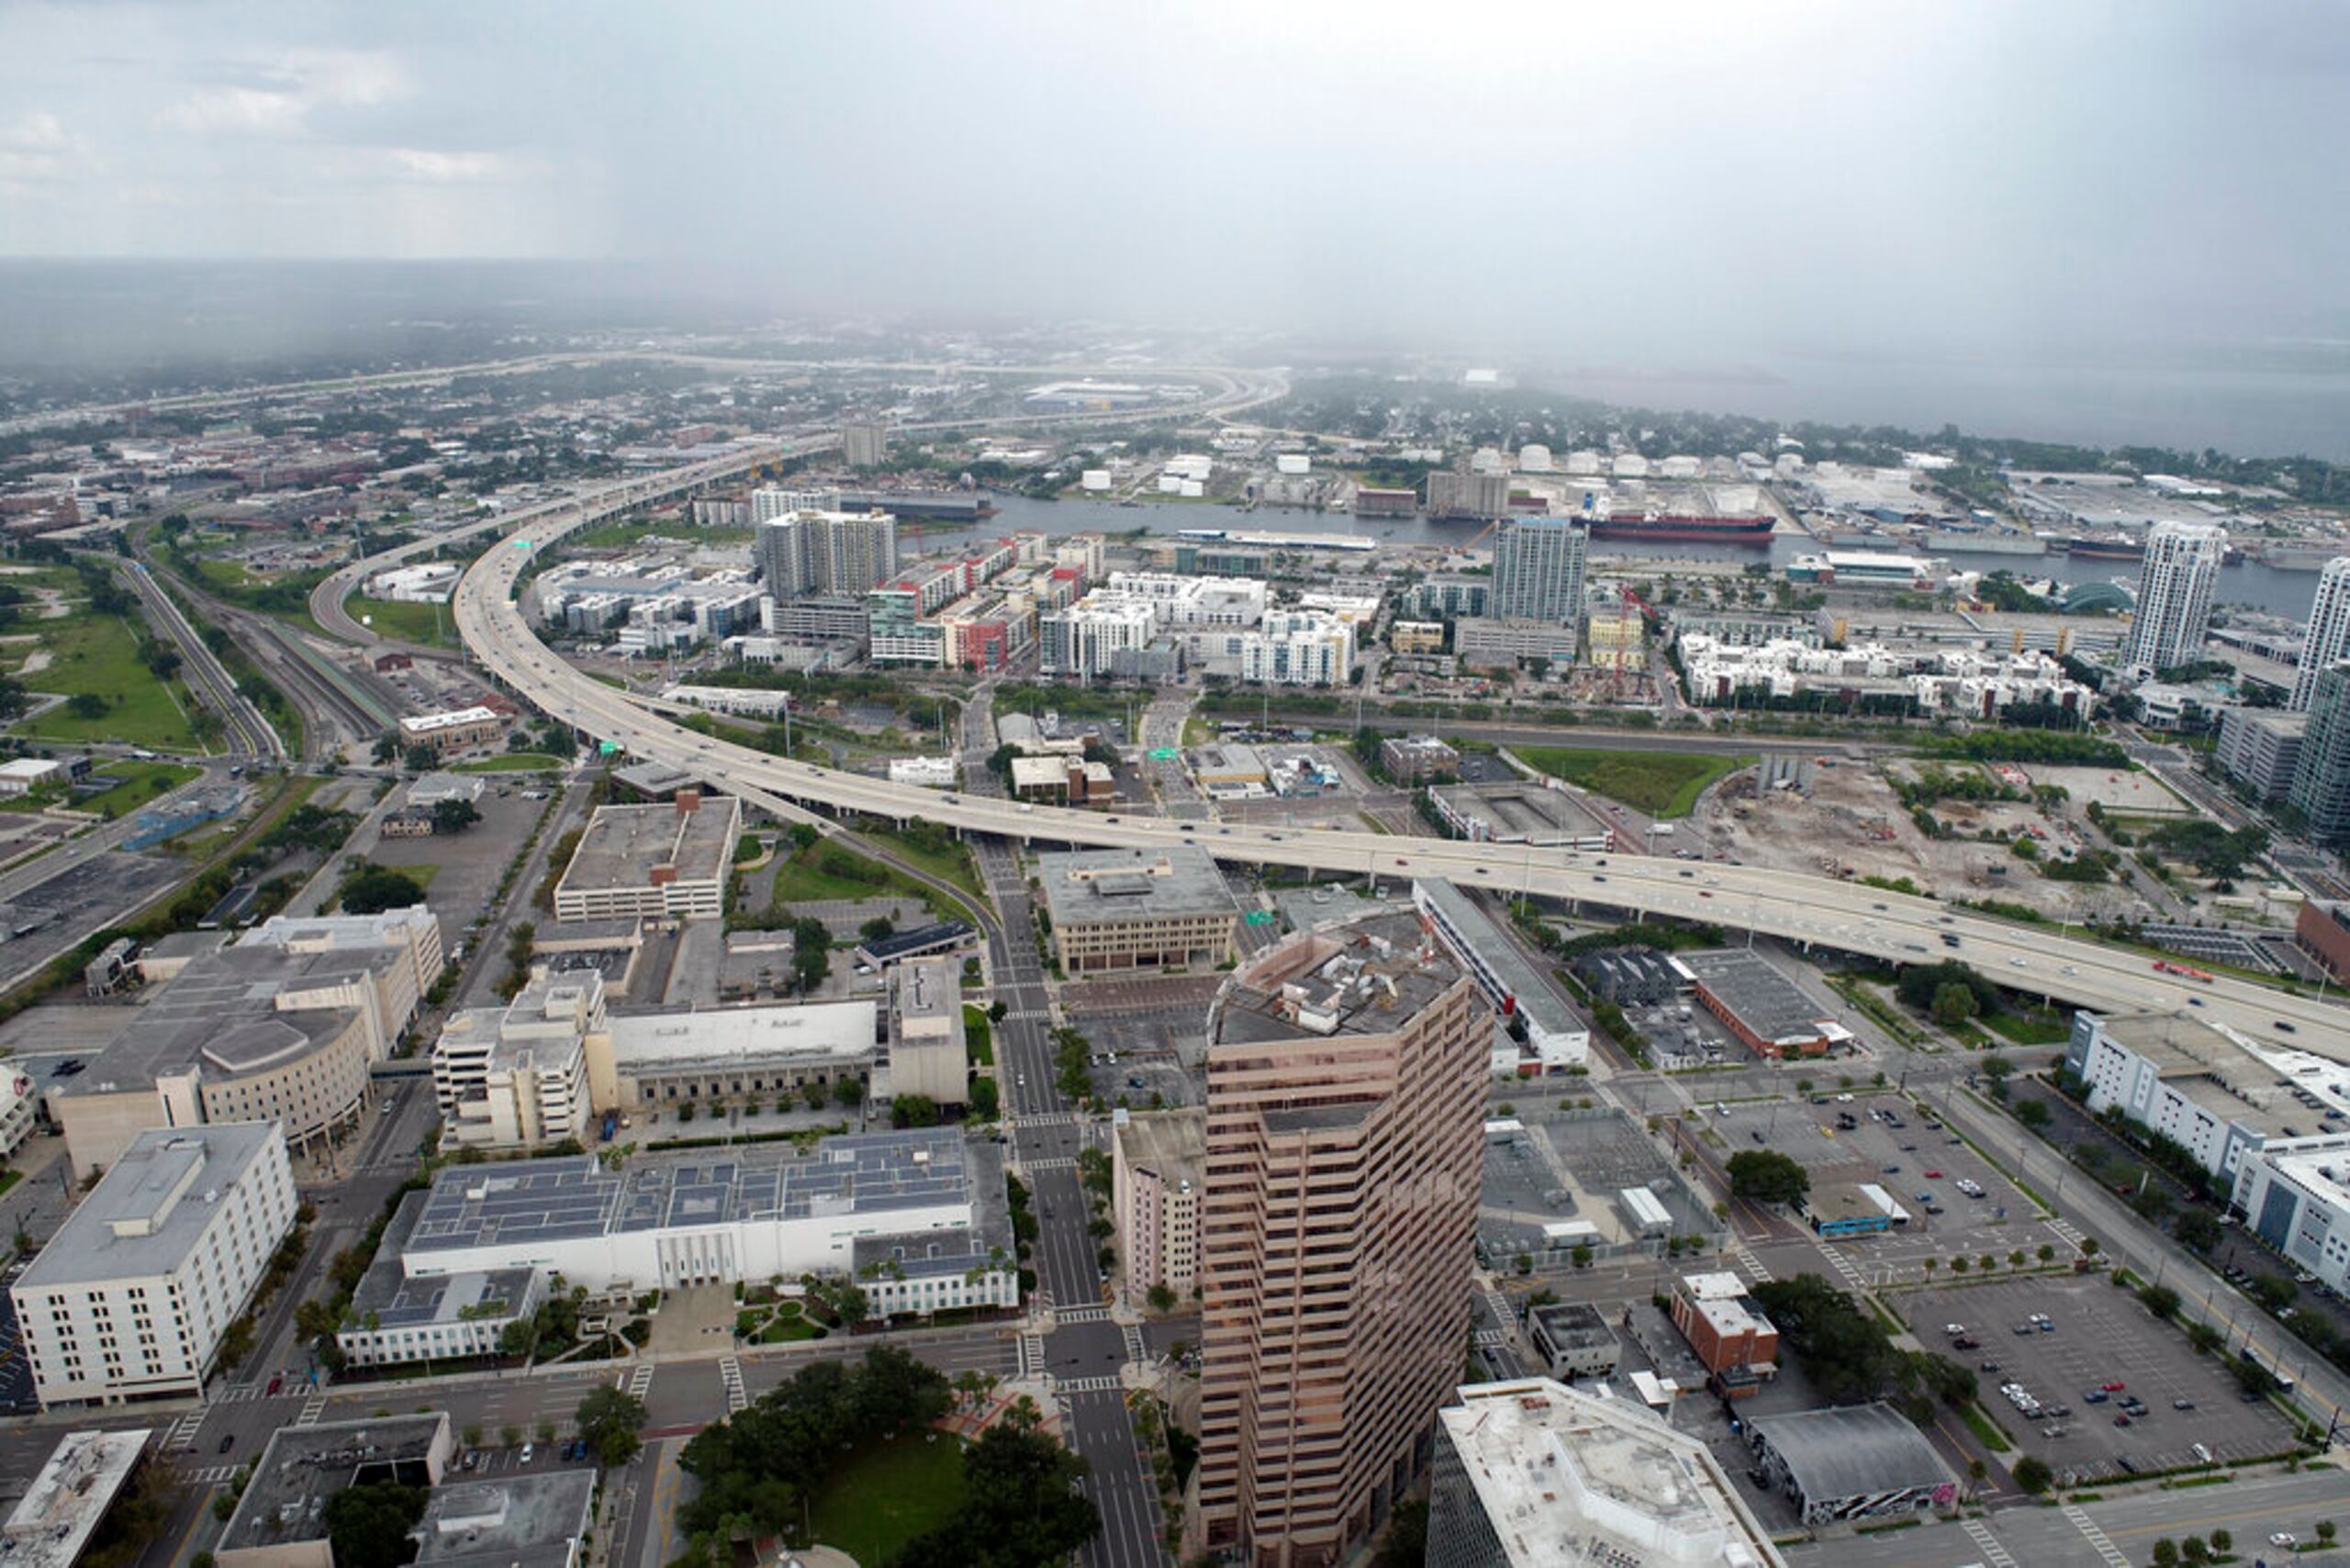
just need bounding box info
[1727,1149,1810,1206]
[1931,981,1981,1028]
[890,1093,939,1129]
[2317,1518,2336,1545]
[322,1483,429,1568]
[2152,1538,2178,1568]
[463,1424,483,1450]
[890,1418,1102,1568]
[2012,1454,2053,1495]
[2181,1536,2209,1566]
[66,691,109,720]
[2173,1210,2221,1253]
[403,744,437,774]
[2210,1529,2232,1554]
[834,1076,863,1109]
[341,867,428,915]
[968,1077,999,1120]
[431,798,481,834]
[792,916,831,991]
[1374,1499,1429,1568]
[372,733,398,766]
[859,915,895,943]
[2016,1099,2052,1131]
[1982,1053,2014,1082]
[1147,1282,1178,1314]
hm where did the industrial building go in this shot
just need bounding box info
[13,1123,295,1408]
[1744,1403,1955,1525]
[1667,1271,1779,1397]
[2216,706,2308,801]
[1428,781,1613,850]
[1193,912,1489,1567]
[1035,846,1241,976]
[1677,948,1852,1058]
[1413,879,1589,1070]
[1526,1302,1622,1381]
[552,793,741,922]
[1113,1109,1205,1305]
[1428,1380,1785,1568]
[0,1429,154,1568]
[359,1129,1015,1326]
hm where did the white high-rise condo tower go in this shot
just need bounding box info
[2121,521,2228,676]
[2292,556,2350,711]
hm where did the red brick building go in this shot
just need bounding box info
[1669,1271,1779,1398]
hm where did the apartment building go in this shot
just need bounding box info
[1113,1110,1204,1305]
[1192,912,1490,1568]
[13,1123,295,1407]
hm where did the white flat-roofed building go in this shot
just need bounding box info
[2061,1010,2305,1182]
[367,561,461,602]
[588,998,879,1111]
[241,903,445,1025]
[1415,879,1590,1070]
[656,683,795,719]
[12,1123,295,1407]
[433,967,599,1151]
[1429,1378,1785,1568]
[553,794,741,922]
[887,756,957,788]
[2232,1134,2350,1295]
[0,758,65,796]
[0,1429,154,1568]
[381,1128,1015,1317]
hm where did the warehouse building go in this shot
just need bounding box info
[1036,846,1241,975]
[1429,1380,1785,1568]
[552,792,741,922]
[1745,1403,1955,1525]
[13,1123,295,1408]
[1677,948,1852,1058]
[1414,879,1589,1070]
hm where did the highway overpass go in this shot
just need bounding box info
[446,493,2350,1063]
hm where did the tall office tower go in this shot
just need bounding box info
[1192,910,1490,1568]
[842,421,890,469]
[755,512,807,597]
[811,509,900,595]
[2121,521,2228,675]
[1492,516,1590,626]
[2289,661,2350,846]
[2292,557,2350,711]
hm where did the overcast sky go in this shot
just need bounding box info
[3,1,2347,362]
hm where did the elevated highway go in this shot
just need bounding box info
[450,498,2350,1062]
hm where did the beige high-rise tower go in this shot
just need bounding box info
[1191,909,1491,1568]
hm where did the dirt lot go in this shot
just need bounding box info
[1902,1274,2297,1482]
[1698,760,2159,923]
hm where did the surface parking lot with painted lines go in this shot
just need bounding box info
[1710,1094,2063,1273]
[1903,1275,2296,1482]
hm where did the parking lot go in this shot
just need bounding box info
[1904,1275,2297,1482]
[369,786,551,951]
[1709,1094,2070,1281]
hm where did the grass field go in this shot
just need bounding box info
[767,842,931,905]
[805,1431,967,1565]
[962,1003,993,1066]
[453,753,565,773]
[866,823,983,900]
[349,595,457,647]
[1510,745,1751,818]
[80,761,203,818]
[12,615,202,751]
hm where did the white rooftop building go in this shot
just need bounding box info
[0,1430,154,1568]
[1429,1378,1785,1568]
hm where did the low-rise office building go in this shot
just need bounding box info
[1669,1271,1778,1397]
[2300,899,2350,982]
[337,1195,544,1369]
[1113,1110,1204,1305]
[2062,1010,2303,1183]
[1526,1302,1622,1381]
[2230,1134,2350,1295]
[13,1123,295,1407]
[432,968,600,1151]
[411,1473,599,1568]
[1036,846,1241,976]
[1415,879,1589,1070]
[552,792,740,922]
[1429,1379,1785,1568]
[217,1414,453,1568]
[0,1429,154,1568]
[592,996,878,1112]
[2216,707,2308,802]
[397,706,508,755]
[1380,734,1460,782]
[883,958,968,1108]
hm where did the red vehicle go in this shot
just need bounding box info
[2102,1381,2126,1392]
[266,1374,282,1395]
[1924,1170,1943,1179]
[2152,960,2215,983]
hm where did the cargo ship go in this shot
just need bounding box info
[834,487,998,521]
[1587,511,1775,544]
[2062,535,2144,561]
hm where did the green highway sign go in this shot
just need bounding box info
[511,538,534,550]
[1148,747,1179,761]
[1244,910,1275,925]
[599,740,621,756]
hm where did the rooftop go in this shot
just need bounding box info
[414,1473,595,1568]
[2085,1012,2322,1138]
[1114,1109,1205,1190]
[1415,879,1584,1043]
[350,1193,537,1330]
[1213,910,1462,1046]
[1035,846,1241,927]
[1430,782,1611,845]
[1751,1402,1952,1502]
[1437,1379,1785,1568]
[1528,1301,1617,1350]
[1678,949,1852,1047]
[556,797,740,897]
[17,1124,283,1289]
[607,999,878,1072]
[221,1415,445,1557]
[404,1127,979,1255]
[0,1429,152,1568]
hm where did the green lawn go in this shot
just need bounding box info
[1982,1007,2074,1046]
[11,616,203,751]
[1510,745,1751,818]
[453,753,566,773]
[962,1003,994,1066]
[867,823,984,900]
[80,761,203,818]
[805,1431,967,1565]
[768,842,927,904]
[350,595,458,647]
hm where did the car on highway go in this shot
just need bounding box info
[1924,1170,1942,1179]
[2273,1533,2298,1548]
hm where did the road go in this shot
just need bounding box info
[432,499,2349,1064]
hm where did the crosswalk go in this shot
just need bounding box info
[296,1392,328,1427]
[1730,1239,1776,1284]
[188,1464,239,1486]
[1121,1323,1147,1364]
[2047,1216,2088,1252]
[719,1355,746,1416]
[1962,1518,2018,1568]
[215,1383,266,1404]
[626,1361,655,1401]
[1056,1305,1111,1325]
[1023,1158,1076,1172]
[1818,1242,1872,1295]
[2062,1505,2132,1568]
[163,1407,207,1450]
[1055,1374,1124,1394]
[1017,1333,1046,1379]
[1016,1112,1082,1128]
